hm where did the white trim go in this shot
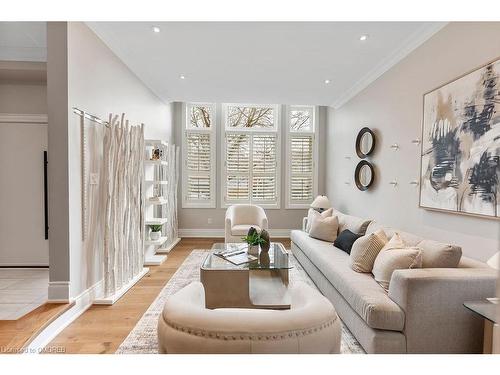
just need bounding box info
[48,281,71,302]
[332,22,447,109]
[0,263,49,267]
[0,113,48,124]
[181,102,217,208]
[93,268,149,305]
[285,105,319,209]
[24,280,103,354]
[179,228,291,238]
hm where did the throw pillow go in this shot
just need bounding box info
[372,234,423,290]
[333,229,363,255]
[417,239,462,268]
[350,229,388,273]
[309,215,339,243]
[305,208,333,233]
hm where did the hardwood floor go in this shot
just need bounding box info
[0,302,72,354]
[47,238,291,354]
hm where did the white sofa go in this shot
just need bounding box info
[225,204,268,243]
[291,208,498,354]
[157,281,341,354]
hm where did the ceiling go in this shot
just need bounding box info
[0,22,445,106]
[0,22,46,62]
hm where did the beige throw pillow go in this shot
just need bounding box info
[417,239,462,268]
[306,208,333,233]
[350,229,388,273]
[372,233,423,290]
[309,215,339,243]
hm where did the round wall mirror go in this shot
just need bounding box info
[356,127,376,158]
[355,160,375,191]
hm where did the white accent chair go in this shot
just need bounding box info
[157,281,341,354]
[224,204,268,243]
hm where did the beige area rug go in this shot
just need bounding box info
[116,249,364,354]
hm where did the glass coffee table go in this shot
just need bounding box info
[200,242,292,310]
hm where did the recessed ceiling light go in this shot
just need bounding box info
[152,26,161,33]
[359,34,369,41]
[324,79,331,84]
[179,75,186,80]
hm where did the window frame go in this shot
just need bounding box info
[181,102,217,208]
[285,105,319,209]
[221,103,281,209]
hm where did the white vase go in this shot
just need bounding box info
[150,231,161,241]
[248,244,260,256]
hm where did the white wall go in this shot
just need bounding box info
[0,83,46,114]
[174,102,328,233]
[326,22,500,262]
[47,22,173,300]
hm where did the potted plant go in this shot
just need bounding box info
[242,227,267,256]
[148,224,163,241]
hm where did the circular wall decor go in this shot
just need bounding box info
[355,127,376,159]
[354,160,375,191]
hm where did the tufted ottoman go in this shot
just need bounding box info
[157,281,341,354]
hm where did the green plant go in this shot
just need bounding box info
[242,231,267,246]
[148,224,163,232]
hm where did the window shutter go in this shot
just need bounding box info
[186,132,212,202]
[252,135,277,201]
[290,135,313,202]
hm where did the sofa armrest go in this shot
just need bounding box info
[302,217,308,232]
[388,268,497,353]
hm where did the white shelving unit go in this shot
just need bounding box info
[143,140,169,266]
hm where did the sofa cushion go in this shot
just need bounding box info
[333,229,362,254]
[306,208,333,233]
[417,239,461,268]
[366,221,423,246]
[332,208,371,235]
[291,230,405,331]
[309,215,338,242]
[350,229,388,273]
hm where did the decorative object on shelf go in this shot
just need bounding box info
[354,160,375,191]
[355,127,376,158]
[149,224,163,241]
[390,143,400,150]
[260,229,270,252]
[310,195,331,212]
[151,147,162,160]
[242,227,266,256]
[420,57,500,219]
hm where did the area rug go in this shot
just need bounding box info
[116,249,364,354]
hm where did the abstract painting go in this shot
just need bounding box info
[420,58,500,219]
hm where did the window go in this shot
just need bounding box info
[222,104,280,208]
[286,106,318,208]
[182,103,216,208]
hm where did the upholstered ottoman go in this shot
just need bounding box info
[157,281,341,354]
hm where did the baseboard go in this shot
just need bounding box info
[0,264,49,267]
[93,268,149,305]
[48,281,71,302]
[24,280,103,354]
[179,228,291,238]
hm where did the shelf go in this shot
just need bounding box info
[146,197,167,205]
[145,236,168,246]
[145,217,168,226]
[144,179,168,185]
[93,267,149,305]
[144,254,168,266]
[156,237,181,254]
[145,139,168,147]
[144,159,167,166]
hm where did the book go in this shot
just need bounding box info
[214,244,258,265]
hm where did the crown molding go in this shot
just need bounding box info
[0,113,48,123]
[332,22,448,109]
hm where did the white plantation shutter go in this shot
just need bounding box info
[226,134,250,201]
[252,135,277,202]
[286,106,318,208]
[182,103,216,208]
[290,135,313,201]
